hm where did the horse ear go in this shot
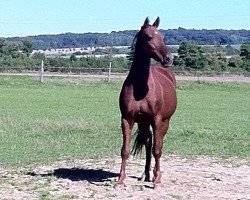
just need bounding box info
[153,17,160,28]
[142,17,150,27]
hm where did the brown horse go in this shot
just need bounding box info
[117,17,177,188]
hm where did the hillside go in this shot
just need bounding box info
[5,28,250,50]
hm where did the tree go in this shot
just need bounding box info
[22,39,33,57]
[241,59,250,72]
[216,52,228,71]
[32,52,46,61]
[176,41,207,70]
[7,44,22,59]
[0,38,5,57]
[228,55,243,68]
[240,44,250,59]
[173,55,185,70]
[70,54,77,61]
[240,44,250,72]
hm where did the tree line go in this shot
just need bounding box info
[0,38,129,73]
[173,41,250,74]
[5,28,250,50]
[0,37,249,74]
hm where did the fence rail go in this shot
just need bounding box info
[0,63,250,83]
[1,68,250,83]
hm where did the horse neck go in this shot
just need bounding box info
[129,50,151,100]
[130,50,151,83]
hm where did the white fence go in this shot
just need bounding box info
[1,69,250,84]
[0,61,250,83]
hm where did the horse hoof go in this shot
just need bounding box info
[153,183,164,190]
[144,175,151,182]
[114,183,125,190]
[139,173,151,182]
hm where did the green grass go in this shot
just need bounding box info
[0,75,249,166]
[169,81,250,158]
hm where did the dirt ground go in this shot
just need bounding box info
[0,155,249,200]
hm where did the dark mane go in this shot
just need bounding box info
[127,32,139,63]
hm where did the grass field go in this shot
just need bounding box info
[0,75,249,166]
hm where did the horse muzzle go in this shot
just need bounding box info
[161,55,173,67]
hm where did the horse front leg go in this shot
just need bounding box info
[152,119,169,187]
[116,118,134,187]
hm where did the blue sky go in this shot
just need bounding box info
[0,0,249,37]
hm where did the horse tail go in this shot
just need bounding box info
[131,129,144,156]
[131,126,152,157]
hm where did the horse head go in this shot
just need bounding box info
[136,17,172,67]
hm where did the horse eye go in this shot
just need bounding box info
[144,34,153,41]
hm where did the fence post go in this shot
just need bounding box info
[108,61,112,82]
[40,60,44,83]
[221,70,225,84]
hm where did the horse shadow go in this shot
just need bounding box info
[27,168,118,183]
